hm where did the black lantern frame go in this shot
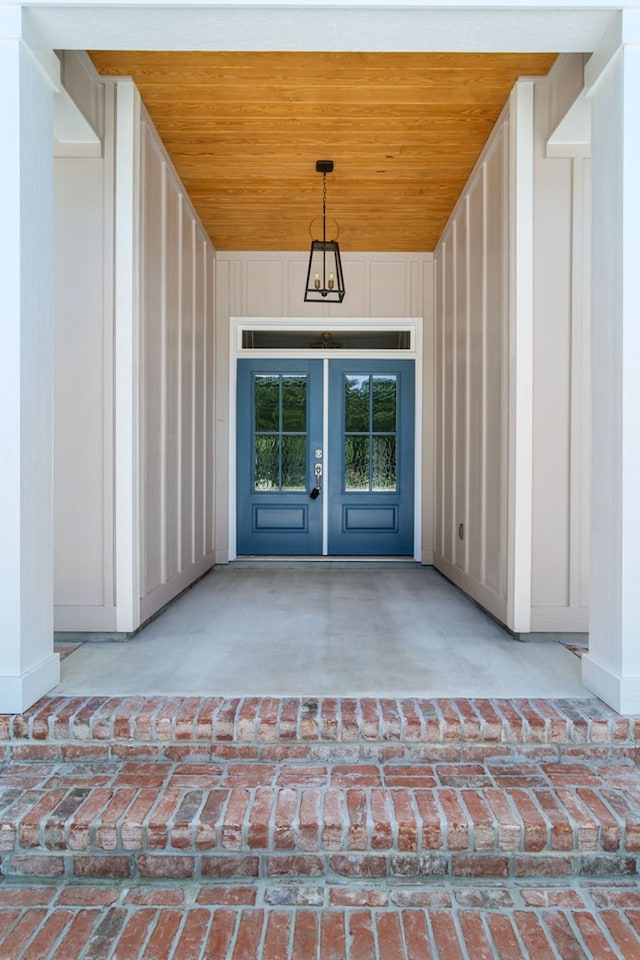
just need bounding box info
[304,160,346,303]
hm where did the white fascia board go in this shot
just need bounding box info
[21,4,615,55]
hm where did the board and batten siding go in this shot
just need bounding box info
[214,251,434,564]
[54,57,114,632]
[433,116,510,626]
[137,104,216,624]
[530,64,590,633]
[433,67,590,634]
[54,64,216,633]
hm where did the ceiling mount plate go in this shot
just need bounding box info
[316,160,334,174]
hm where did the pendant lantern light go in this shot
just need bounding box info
[304,160,345,303]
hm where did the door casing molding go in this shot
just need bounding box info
[229,316,424,560]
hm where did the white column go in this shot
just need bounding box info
[582,13,640,712]
[0,27,59,711]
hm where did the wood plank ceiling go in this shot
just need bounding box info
[90,51,556,252]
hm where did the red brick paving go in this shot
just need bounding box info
[3,879,640,959]
[2,697,640,882]
[2,695,640,956]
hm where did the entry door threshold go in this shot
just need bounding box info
[231,556,420,570]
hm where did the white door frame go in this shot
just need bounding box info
[228,316,424,560]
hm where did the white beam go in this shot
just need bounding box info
[22,3,615,54]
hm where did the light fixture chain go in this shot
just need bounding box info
[322,172,327,243]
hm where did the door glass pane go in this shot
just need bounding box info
[282,376,307,431]
[372,436,397,491]
[344,375,370,431]
[372,376,397,431]
[253,372,308,492]
[282,436,306,491]
[345,435,370,490]
[255,436,279,490]
[255,376,280,431]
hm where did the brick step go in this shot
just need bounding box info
[3,878,640,959]
[2,697,639,760]
[2,756,640,882]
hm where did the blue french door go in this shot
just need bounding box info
[327,359,414,555]
[237,358,414,556]
[237,359,324,555]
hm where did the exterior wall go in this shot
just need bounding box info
[214,252,433,563]
[530,60,590,633]
[54,57,114,631]
[137,103,216,623]
[433,105,511,625]
[433,66,590,634]
[54,150,115,629]
[54,64,216,633]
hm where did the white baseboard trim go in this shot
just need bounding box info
[581,654,640,714]
[434,555,509,628]
[530,606,589,632]
[139,554,215,624]
[0,654,60,713]
[53,605,117,632]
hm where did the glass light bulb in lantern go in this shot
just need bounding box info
[314,273,321,289]
[328,273,335,290]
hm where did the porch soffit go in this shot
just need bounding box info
[22,3,614,252]
[90,50,558,252]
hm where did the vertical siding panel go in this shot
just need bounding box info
[53,155,109,618]
[443,239,455,563]
[578,160,591,610]
[214,258,231,562]
[467,172,484,582]
[193,231,206,562]
[247,259,283,316]
[180,204,194,571]
[370,261,407,317]
[434,253,444,559]
[140,126,164,598]
[159,163,168,585]
[164,184,181,581]
[422,258,434,564]
[454,202,468,571]
[483,133,506,597]
[206,253,216,555]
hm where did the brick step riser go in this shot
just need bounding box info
[2,850,639,882]
[5,742,640,764]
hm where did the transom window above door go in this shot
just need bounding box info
[241,330,413,350]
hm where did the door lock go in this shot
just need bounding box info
[310,462,322,500]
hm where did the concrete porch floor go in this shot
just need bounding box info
[53,566,591,700]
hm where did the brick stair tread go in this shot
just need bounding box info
[3,878,640,959]
[2,757,640,879]
[2,696,638,751]
[3,696,640,881]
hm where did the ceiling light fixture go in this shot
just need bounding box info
[304,160,345,303]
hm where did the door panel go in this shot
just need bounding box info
[237,359,323,554]
[327,359,415,555]
[237,357,415,556]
